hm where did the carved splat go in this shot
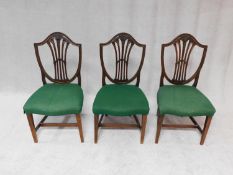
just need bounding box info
[100,33,146,86]
[172,37,195,82]
[34,32,82,84]
[160,33,207,86]
[47,35,69,80]
[112,36,134,81]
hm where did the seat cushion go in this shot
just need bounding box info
[93,84,149,116]
[157,85,216,116]
[24,83,83,116]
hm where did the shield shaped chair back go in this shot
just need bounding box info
[34,32,82,85]
[100,32,146,86]
[160,33,207,87]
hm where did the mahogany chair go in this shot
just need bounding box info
[93,33,149,144]
[155,33,216,145]
[23,32,84,143]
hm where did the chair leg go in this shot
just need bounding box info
[155,115,164,144]
[76,114,84,143]
[94,115,99,144]
[26,114,38,143]
[140,115,147,144]
[200,116,212,145]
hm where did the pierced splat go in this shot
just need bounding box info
[100,33,146,86]
[47,36,70,81]
[34,32,82,84]
[172,37,195,82]
[112,36,134,81]
[160,33,207,86]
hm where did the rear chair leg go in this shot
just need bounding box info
[76,114,84,143]
[94,115,99,143]
[200,116,212,145]
[155,115,164,144]
[27,114,38,143]
[140,115,147,144]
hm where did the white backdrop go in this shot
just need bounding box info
[0,0,233,114]
[1,1,233,175]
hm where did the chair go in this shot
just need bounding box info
[155,33,216,145]
[93,33,149,144]
[23,32,84,143]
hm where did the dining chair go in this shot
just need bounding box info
[155,33,216,145]
[23,32,84,143]
[93,32,149,144]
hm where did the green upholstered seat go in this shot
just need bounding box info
[157,85,215,116]
[93,84,149,116]
[24,83,83,116]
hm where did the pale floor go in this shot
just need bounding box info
[0,93,233,175]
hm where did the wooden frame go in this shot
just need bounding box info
[94,114,147,144]
[27,114,84,143]
[155,33,213,145]
[95,33,147,143]
[34,32,82,85]
[100,32,146,86]
[27,32,84,143]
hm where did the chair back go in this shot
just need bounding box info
[100,33,146,86]
[34,32,82,85]
[160,33,207,87]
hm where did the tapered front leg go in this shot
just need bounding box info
[140,115,147,144]
[200,116,212,145]
[27,114,38,143]
[76,114,84,143]
[94,115,99,143]
[155,115,164,144]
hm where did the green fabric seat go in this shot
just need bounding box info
[24,83,83,116]
[157,85,215,116]
[93,84,149,116]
